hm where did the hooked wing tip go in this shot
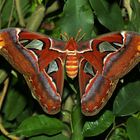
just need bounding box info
[81,99,101,116]
[40,98,61,115]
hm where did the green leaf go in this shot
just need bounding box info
[58,0,94,39]
[20,0,31,16]
[0,69,7,84]
[3,89,27,121]
[29,134,69,140]
[0,0,30,27]
[108,127,128,140]
[0,135,9,140]
[127,117,140,140]
[127,0,140,32]
[89,0,124,31]
[16,107,33,123]
[83,110,114,137]
[14,115,65,137]
[113,81,140,116]
[1,0,16,27]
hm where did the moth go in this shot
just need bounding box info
[0,28,139,116]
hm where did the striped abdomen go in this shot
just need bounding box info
[66,55,78,79]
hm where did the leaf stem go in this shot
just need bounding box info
[0,78,9,110]
[61,96,74,137]
[0,69,8,84]
[15,0,25,27]
[0,78,20,140]
[0,0,6,28]
[71,94,84,140]
[123,0,132,20]
[26,4,45,31]
[0,119,20,140]
[8,0,15,27]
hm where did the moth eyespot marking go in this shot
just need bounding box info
[20,39,44,52]
[84,62,95,76]
[47,60,59,74]
[98,41,118,53]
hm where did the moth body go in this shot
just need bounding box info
[66,54,78,79]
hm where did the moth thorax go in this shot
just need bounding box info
[66,55,78,79]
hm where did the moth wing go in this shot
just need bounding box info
[78,31,140,116]
[0,28,65,114]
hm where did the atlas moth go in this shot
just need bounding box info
[0,28,139,116]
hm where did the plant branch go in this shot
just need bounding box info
[71,94,84,140]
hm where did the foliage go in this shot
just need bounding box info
[0,0,140,140]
